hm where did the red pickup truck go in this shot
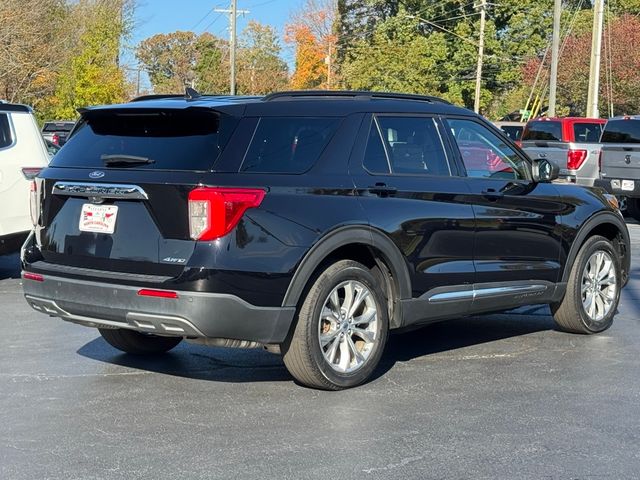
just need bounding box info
[520,117,605,186]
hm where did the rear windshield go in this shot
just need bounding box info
[522,121,562,141]
[50,109,236,170]
[500,125,523,141]
[573,122,603,143]
[240,117,340,174]
[43,123,74,133]
[601,119,640,143]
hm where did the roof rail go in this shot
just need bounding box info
[263,90,451,105]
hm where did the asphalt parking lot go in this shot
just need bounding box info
[2,225,640,480]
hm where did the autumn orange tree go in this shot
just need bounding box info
[285,0,337,89]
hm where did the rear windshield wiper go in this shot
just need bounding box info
[101,154,155,167]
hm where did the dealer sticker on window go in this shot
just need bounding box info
[79,204,118,234]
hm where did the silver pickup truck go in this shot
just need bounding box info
[595,116,640,221]
[520,117,605,186]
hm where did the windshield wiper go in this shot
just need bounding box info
[101,154,155,167]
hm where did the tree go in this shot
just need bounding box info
[286,0,338,89]
[50,1,130,119]
[237,21,288,94]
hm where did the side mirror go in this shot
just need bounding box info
[532,158,559,183]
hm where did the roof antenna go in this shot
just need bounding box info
[185,86,201,100]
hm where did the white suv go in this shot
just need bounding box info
[0,102,50,254]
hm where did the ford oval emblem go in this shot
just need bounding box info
[89,171,105,179]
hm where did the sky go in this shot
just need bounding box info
[130,0,298,75]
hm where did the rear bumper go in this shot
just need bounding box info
[22,273,295,344]
[594,177,640,197]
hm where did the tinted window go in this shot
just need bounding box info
[368,116,450,176]
[522,121,562,141]
[500,125,523,141]
[363,120,390,173]
[601,119,640,143]
[447,119,528,180]
[0,114,12,149]
[50,109,236,170]
[43,122,74,133]
[573,122,603,143]
[241,117,340,174]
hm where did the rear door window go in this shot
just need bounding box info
[573,122,603,143]
[522,121,562,141]
[601,119,640,143]
[0,114,12,149]
[241,117,340,174]
[49,109,237,170]
[364,116,451,176]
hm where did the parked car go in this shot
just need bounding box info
[520,117,605,186]
[0,102,50,255]
[493,121,524,142]
[595,115,640,221]
[41,120,75,146]
[22,91,630,390]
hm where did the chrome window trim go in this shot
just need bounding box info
[52,182,149,200]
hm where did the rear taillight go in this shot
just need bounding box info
[188,187,265,241]
[515,140,522,148]
[29,180,39,226]
[51,134,59,145]
[567,149,588,170]
[21,167,42,180]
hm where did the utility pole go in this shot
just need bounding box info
[474,0,487,114]
[215,1,249,95]
[586,0,605,117]
[325,45,332,89]
[548,0,561,117]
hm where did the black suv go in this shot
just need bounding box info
[22,91,630,390]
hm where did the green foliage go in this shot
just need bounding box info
[51,2,127,119]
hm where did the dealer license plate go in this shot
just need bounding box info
[78,204,118,234]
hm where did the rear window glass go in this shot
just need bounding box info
[522,121,562,141]
[499,125,523,141]
[49,109,236,170]
[601,119,640,143]
[241,117,340,173]
[0,114,11,149]
[43,122,74,133]
[573,122,603,143]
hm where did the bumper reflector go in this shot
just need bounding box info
[22,272,44,282]
[137,289,179,299]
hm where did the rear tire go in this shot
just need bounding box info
[626,197,640,222]
[282,260,389,390]
[99,328,182,354]
[551,235,620,334]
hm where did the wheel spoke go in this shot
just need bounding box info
[348,286,369,318]
[346,335,365,365]
[329,289,341,313]
[352,308,376,327]
[341,282,355,313]
[338,336,351,370]
[584,291,595,318]
[320,329,340,348]
[594,293,605,319]
[325,334,340,364]
[321,306,337,322]
[352,327,375,344]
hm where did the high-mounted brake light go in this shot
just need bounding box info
[567,149,588,170]
[188,187,265,241]
[137,289,179,299]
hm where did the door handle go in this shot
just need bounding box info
[368,183,398,196]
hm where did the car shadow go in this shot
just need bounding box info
[77,305,555,386]
[0,253,20,280]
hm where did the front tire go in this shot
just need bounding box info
[99,328,182,354]
[282,260,389,390]
[552,235,621,334]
